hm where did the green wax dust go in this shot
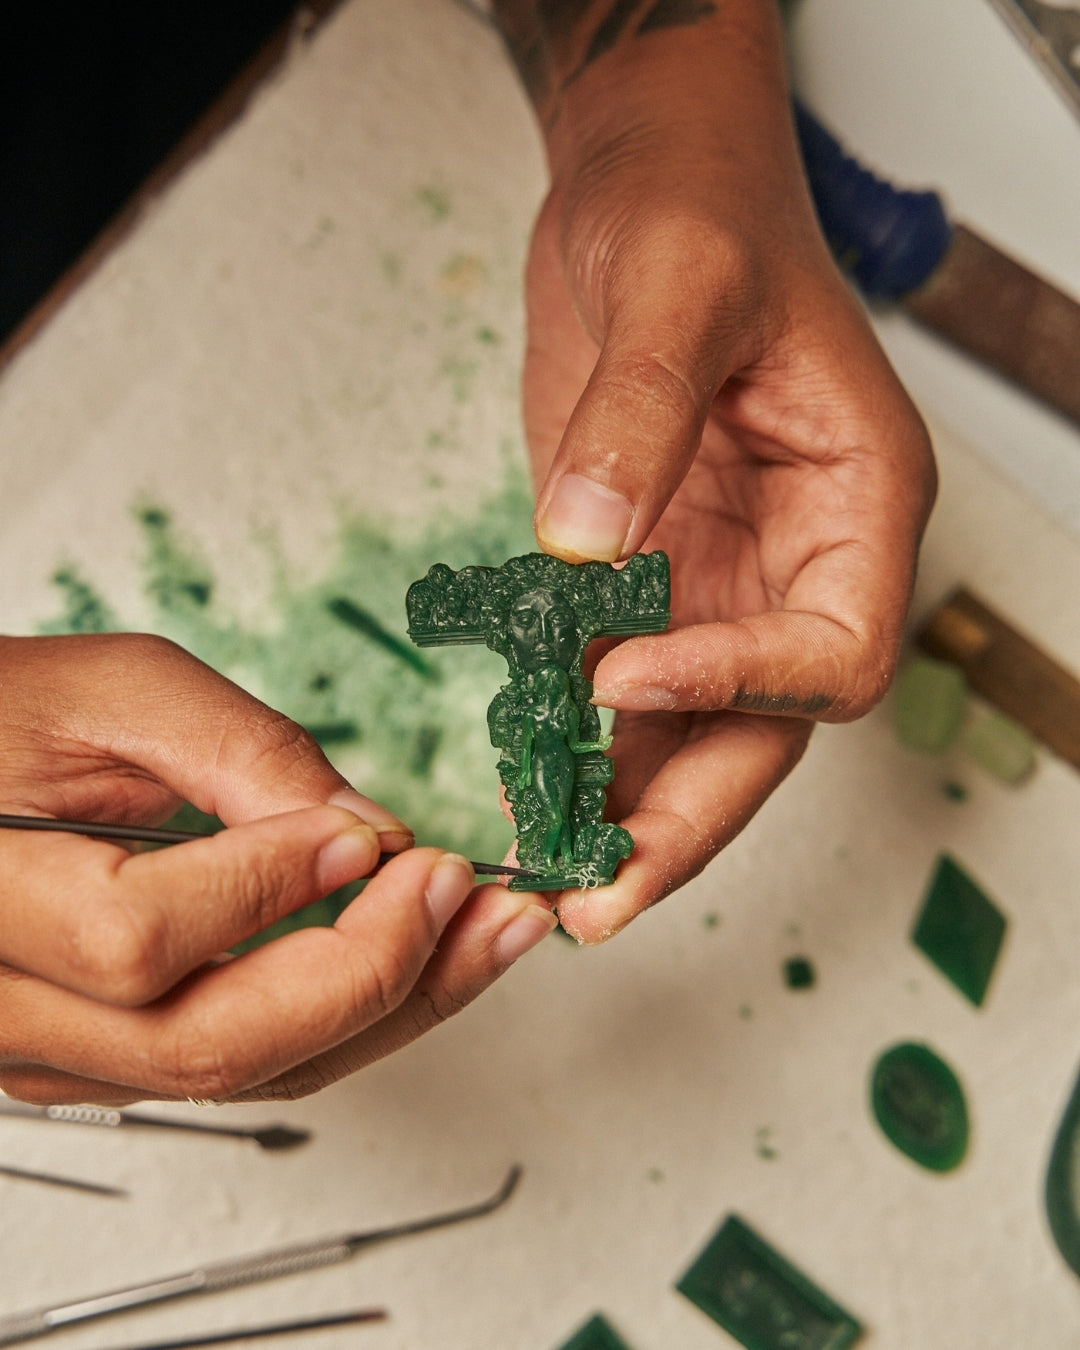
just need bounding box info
[912,854,1007,1006]
[676,1214,862,1350]
[870,1041,970,1172]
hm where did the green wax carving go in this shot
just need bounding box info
[912,854,1007,1006]
[676,1214,862,1350]
[1045,1060,1080,1279]
[556,1313,635,1350]
[870,1041,970,1172]
[407,551,670,890]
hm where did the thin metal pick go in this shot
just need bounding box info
[0,1165,522,1346]
[0,813,539,878]
[0,1162,126,1199]
[0,1099,309,1151]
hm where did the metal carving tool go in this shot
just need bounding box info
[0,1164,521,1346]
[90,1308,387,1350]
[0,1162,126,1199]
[0,1099,309,1152]
[795,99,1080,428]
[0,813,540,879]
[986,0,1080,122]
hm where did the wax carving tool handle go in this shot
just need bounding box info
[793,99,951,300]
[0,1240,353,1347]
[0,1100,309,1150]
[0,1166,521,1345]
[795,99,1080,427]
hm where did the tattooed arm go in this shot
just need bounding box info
[491,1,937,939]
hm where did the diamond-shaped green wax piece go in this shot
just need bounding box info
[912,854,1007,1006]
[555,1313,635,1350]
[892,655,967,753]
[676,1215,863,1350]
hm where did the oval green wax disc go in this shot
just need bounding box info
[870,1041,969,1172]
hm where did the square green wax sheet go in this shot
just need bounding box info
[676,1215,862,1350]
[556,1313,635,1350]
[912,854,1007,1006]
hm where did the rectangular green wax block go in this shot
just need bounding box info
[556,1313,635,1350]
[912,854,1007,1006]
[676,1214,863,1350]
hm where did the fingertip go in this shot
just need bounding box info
[315,820,382,892]
[535,472,634,563]
[328,787,414,851]
[424,853,476,928]
[497,901,558,965]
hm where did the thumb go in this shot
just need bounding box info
[532,236,762,563]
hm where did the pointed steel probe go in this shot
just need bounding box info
[0,1165,522,1345]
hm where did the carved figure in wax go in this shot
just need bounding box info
[406,552,670,890]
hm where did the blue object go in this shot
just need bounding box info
[793,99,952,300]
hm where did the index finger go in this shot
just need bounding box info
[0,805,382,1005]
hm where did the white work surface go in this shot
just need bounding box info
[2,1,1080,1346]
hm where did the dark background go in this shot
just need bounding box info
[0,4,300,345]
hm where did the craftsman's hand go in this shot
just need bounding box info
[499,1,936,939]
[0,635,555,1104]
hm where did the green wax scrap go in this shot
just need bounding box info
[556,1314,635,1350]
[870,1041,969,1172]
[960,707,1037,784]
[892,655,967,753]
[912,854,1007,1006]
[783,956,816,989]
[676,1215,862,1350]
[1045,1060,1080,1279]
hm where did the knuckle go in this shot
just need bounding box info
[152,1030,245,1102]
[65,897,170,1006]
[348,945,415,1024]
[216,709,325,787]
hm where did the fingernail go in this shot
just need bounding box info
[592,682,679,711]
[425,854,475,928]
[537,473,633,563]
[317,824,380,890]
[328,788,414,850]
[498,902,559,965]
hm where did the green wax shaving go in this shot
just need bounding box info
[783,956,815,989]
[556,1314,635,1350]
[912,854,1007,1006]
[36,466,537,934]
[677,1214,862,1350]
[960,706,1037,784]
[326,596,438,681]
[39,567,121,634]
[892,655,967,753]
[870,1041,969,1172]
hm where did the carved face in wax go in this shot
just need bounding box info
[507,588,579,675]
